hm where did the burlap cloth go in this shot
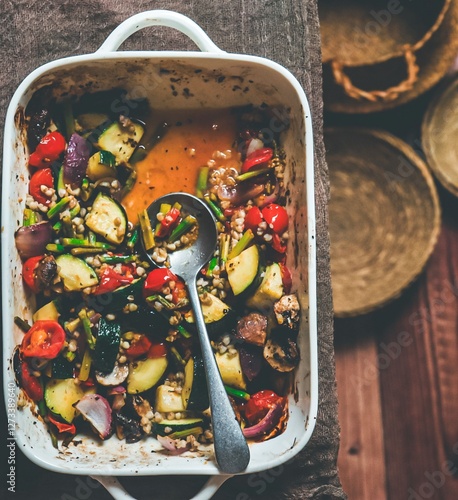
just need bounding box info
[0,1,344,498]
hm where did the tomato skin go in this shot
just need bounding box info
[262,204,288,234]
[271,233,287,254]
[243,390,283,425]
[241,147,273,173]
[21,320,66,359]
[93,266,134,295]
[29,131,66,168]
[29,168,54,205]
[279,263,293,294]
[125,334,152,359]
[171,281,186,304]
[20,361,43,401]
[244,206,263,232]
[48,414,76,434]
[143,268,179,297]
[22,255,44,293]
[147,341,168,359]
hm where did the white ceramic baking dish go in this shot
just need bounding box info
[2,10,317,500]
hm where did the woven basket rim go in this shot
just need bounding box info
[323,0,458,113]
[422,75,458,197]
[327,127,441,317]
[321,0,451,67]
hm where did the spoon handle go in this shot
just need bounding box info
[186,279,250,474]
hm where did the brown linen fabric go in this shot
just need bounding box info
[0,1,345,498]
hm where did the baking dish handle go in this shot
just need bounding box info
[97,10,224,54]
[91,474,232,500]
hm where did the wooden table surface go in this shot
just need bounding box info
[327,89,458,499]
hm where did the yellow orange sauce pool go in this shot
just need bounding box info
[122,109,240,225]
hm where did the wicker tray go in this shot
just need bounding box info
[326,128,441,317]
[422,75,458,196]
[321,0,458,113]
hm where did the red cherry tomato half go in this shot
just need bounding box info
[243,390,283,425]
[93,266,134,295]
[244,206,263,232]
[20,361,43,401]
[22,255,44,293]
[29,168,54,205]
[125,334,152,359]
[241,147,273,173]
[48,414,76,434]
[143,268,179,297]
[262,204,288,235]
[21,320,66,359]
[147,341,168,359]
[29,131,66,168]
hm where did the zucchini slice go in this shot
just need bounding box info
[127,356,168,394]
[246,263,284,311]
[153,418,204,436]
[155,384,186,413]
[97,121,144,164]
[226,245,260,296]
[76,113,110,132]
[85,193,127,245]
[33,300,60,322]
[93,318,121,374]
[56,254,99,292]
[86,150,116,181]
[44,378,84,423]
[182,356,209,411]
[183,294,236,336]
[215,351,246,390]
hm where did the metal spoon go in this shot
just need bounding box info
[142,192,250,474]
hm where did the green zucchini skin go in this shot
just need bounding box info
[153,418,204,436]
[95,277,144,313]
[52,355,75,379]
[182,356,209,411]
[44,378,84,423]
[93,318,121,374]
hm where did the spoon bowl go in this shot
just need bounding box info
[142,192,250,474]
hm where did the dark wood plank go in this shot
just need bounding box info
[336,214,458,500]
[335,320,387,500]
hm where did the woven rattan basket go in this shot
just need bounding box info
[320,0,458,113]
[326,128,441,317]
[422,75,458,197]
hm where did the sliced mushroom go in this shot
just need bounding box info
[96,363,129,386]
[263,337,299,372]
[273,294,300,331]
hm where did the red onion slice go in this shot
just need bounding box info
[246,138,264,157]
[107,385,126,396]
[242,403,284,439]
[75,393,112,439]
[217,183,265,205]
[15,221,52,260]
[157,435,191,455]
[64,133,90,186]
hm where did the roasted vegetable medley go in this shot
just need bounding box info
[14,89,301,453]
